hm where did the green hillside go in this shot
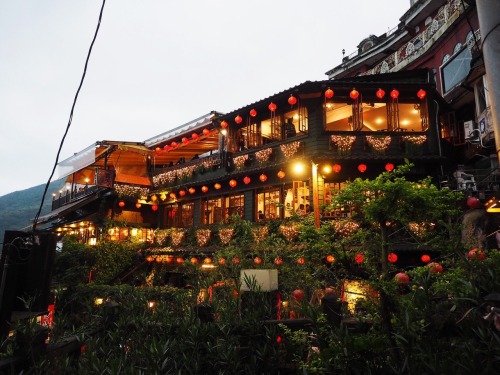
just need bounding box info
[0,179,64,243]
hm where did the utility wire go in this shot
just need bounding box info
[32,0,107,233]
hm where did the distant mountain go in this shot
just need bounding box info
[0,179,64,243]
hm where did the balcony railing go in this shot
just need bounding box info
[51,185,100,211]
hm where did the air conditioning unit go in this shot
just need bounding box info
[464,120,476,140]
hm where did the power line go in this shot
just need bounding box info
[32,0,107,232]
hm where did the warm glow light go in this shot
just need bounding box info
[358,164,367,173]
[250,109,257,117]
[322,165,332,174]
[417,89,426,100]
[214,183,222,190]
[201,186,208,193]
[243,176,251,185]
[350,88,359,100]
[188,187,196,194]
[182,137,189,144]
[325,88,334,99]
[220,120,228,128]
[385,163,395,172]
[388,253,398,263]
[277,170,286,179]
[390,89,399,99]
[94,298,104,306]
[268,102,277,112]
[333,164,341,173]
[235,115,243,124]
[259,174,267,182]
[293,162,305,174]
[229,179,237,188]
[288,95,297,106]
[376,88,385,99]
[131,228,138,237]
[221,128,228,136]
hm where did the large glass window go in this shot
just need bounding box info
[257,188,281,220]
[226,194,244,219]
[181,203,194,227]
[203,197,223,225]
[164,204,178,228]
[202,195,244,225]
[441,46,472,94]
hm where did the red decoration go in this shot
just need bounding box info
[376,88,385,99]
[390,89,399,99]
[354,253,364,264]
[176,257,184,264]
[229,179,237,188]
[165,256,173,264]
[146,256,153,263]
[249,109,257,117]
[254,256,262,265]
[192,133,199,140]
[188,187,196,194]
[387,253,398,263]
[421,254,431,263]
[297,257,305,265]
[218,258,226,265]
[118,201,125,208]
[259,174,267,182]
[268,102,277,112]
[201,186,208,193]
[466,196,481,209]
[179,190,186,197]
[155,147,162,155]
[277,170,286,179]
[276,335,282,344]
[214,183,221,190]
[243,176,251,185]
[288,95,297,106]
[358,164,367,173]
[169,192,176,199]
[203,257,212,264]
[152,204,158,212]
[326,255,335,263]
[202,128,210,136]
[333,164,341,173]
[182,137,189,144]
[427,262,443,274]
[385,163,394,172]
[417,89,427,100]
[220,120,228,129]
[163,144,171,151]
[171,142,178,148]
[135,202,141,209]
[233,257,240,264]
[191,257,198,264]
[394,272,410,286]
[324,88,334,99]
[291,289,305,301]
[467,248,486,261]
[274,257,282,266]
[235,115,243,124]
[350,89,359,100]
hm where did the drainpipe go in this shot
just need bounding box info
[476,0,500,163]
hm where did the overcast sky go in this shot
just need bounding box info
[0,0,409,197]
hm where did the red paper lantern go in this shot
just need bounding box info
[146,256,153,263]
[171,141,178,148]
[297,257,305,265]
[182,137,189,144]
[152,204,159,212]
[333,164,341,173]
[326,255,335,263]
[163,144,171,151]
[350,89,359,100]
[467,248,486,261]
[220,120,228,129]
[421,254,431,263]
[203,257,212,264]
[165,256,173,264]
[155,147,162,155]
[135,202,142,209]
[169,192,176,199]
[218,258,226,265]
[466,196,481,209]
[214,183,221,190]
[118,201,125,208]
[233,257,240,264]
[268,102,277,112]
[156,257,162,263]
[358,164,367,173]
[390,89,399,99]
[274,257,283,266]
[385,163,395,172]
[243,176,251,185]
[234,115,243,124]
[176,257,184,264]
[388,253,398,263]
[188,187,196,194]
[394,272,410,286]
[354,253,364,264]
[291,289,305,301]
[254,256,262,265]
[229,179,237,188]
[249,108,257,117]
[259,174,267,182]
[324,88,334,99]
[192,133,199,140]
[417,89,426,100]
[179,190,186,197]
[427,262,443,274]
[376,88,385,99]
[201,186,208,193]
[288,95,297,106]
[277,170,286,179]
[202,128,210,136]
[191,257,198,264]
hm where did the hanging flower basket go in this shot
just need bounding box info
[114,184,150,199]
[218,228,234,245]
[279,223,299,242]
[171,229,185,247]
[154,229,169,245]
[255,148,273,164]
[196,229,211,247]
[330,135,356,154]
[280,141,301,159]
[366,135,391,153]
[233,154,249,170]
[252,226,269,243]
[332,219,360,238]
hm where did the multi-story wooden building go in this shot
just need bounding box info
[36,70,448,245]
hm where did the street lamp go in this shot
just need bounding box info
[293,160,321,229]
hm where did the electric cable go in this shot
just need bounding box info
[32,0,107,233]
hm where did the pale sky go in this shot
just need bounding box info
[0,0,410,197]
